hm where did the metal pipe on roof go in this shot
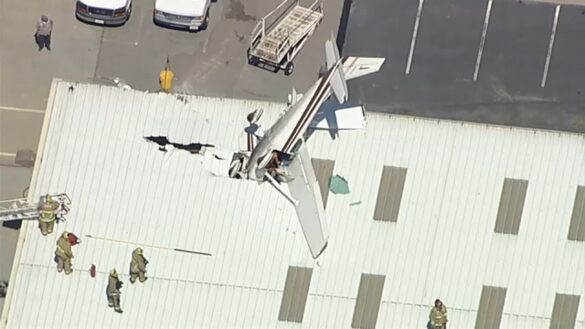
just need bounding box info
[84,234,212,256]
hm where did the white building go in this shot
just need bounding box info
[1,80,584,329]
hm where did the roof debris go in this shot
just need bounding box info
[330,175,350,194]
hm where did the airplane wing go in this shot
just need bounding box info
[286,144,329,258]
[342,56,386,81]
[309,101,366,130]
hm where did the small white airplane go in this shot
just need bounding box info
[228,39,385,259]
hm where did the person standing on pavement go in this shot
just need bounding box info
[35,15,53,51]
[429,298,448,329]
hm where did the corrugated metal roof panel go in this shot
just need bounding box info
[2,80,585,328]
[373,166,407,222]
[568,185,585,241]
[494,178,528,235]
[278,266,313,323]
[550,293,581,329]
[475,285,507,329]
[311,158,335,207]
[351,273,385,329]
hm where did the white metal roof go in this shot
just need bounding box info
[2,79,584,328]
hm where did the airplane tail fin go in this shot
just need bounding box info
[325,37,341,70]
[325,37,386,103]
[325,38,349,103]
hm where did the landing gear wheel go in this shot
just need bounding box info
[284,62,294,76]
[248,55,258,65]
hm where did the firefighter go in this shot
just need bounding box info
[39,194,60,236]
[106,269,123,313]
[429,298,448,329]
[129,247,148,283]
[55,231,78,274]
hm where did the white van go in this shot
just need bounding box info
[76,0,132,26]
[153,0,210,31]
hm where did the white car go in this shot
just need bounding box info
[76,0,132,26]
[153,0,211,31]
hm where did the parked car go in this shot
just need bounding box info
[76,0,132,26]
[153,0,210,31]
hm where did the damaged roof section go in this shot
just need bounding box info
[329,175,350,195]
[143,136,214,154]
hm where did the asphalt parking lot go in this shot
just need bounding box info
[343,0,585,132]
[0,0,342,110]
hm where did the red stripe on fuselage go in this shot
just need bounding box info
[281,61,342,153]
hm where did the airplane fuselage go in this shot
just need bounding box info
[245,61,341,180]
[227,38,385,259]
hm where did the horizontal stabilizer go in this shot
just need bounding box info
[342,57,386,81]
[325,38,340,70]
[310,102,366,130]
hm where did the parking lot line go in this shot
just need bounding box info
[405,0,425,75]
[0,106,44,114]
[473,0,494,81]
[541,5,560,88]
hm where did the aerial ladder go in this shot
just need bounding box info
[0,193,71,223]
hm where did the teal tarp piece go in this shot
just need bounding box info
[329,175,350,194]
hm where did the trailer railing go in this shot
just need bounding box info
[250,0,297,49]
[249,0,323,62]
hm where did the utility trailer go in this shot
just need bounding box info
[248,0,323,75]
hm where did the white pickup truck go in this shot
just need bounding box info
[153,0,211,31]
[75,0,132,26]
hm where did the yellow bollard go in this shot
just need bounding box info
[159,69,174,92]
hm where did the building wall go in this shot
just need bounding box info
[2,82,584,328]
